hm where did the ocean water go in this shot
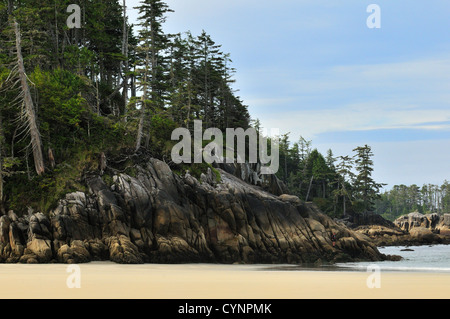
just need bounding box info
[336,244,450,273]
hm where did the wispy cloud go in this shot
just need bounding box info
[257,103,450,140]
[247,56,450,140]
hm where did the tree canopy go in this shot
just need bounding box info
[0,0,250,213]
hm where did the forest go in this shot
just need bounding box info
[0,0,446,222]
[0,0,250,213]
[273,133,386,218]
[375,182,450,221]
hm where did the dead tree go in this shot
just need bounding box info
[135,47,150,153]
[12,19,45,176]
[99,152,106,175]
[48,148,55,169]
[121,0,129,109]
[0,110,4,204]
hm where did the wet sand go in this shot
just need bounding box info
[0,262,449,299]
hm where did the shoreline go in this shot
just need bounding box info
[0,262,449,299]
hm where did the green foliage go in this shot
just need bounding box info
[313,197,335,216]
[63,46,97,74]
[272,137,387,218]
[30,67,88,147]
[352,145,385,212]
[375,181,450,221]
[147,111,179,157]
[0,0,248,215]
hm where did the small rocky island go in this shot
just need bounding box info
[353,211,450,246]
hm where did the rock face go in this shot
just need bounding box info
[337,211,395,229]
[393,212,450,244]
[214,162,289,196]
[394,212,448,233]
[0,158,388,264]
[355,211,450,246]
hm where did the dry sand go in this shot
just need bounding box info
[0,262,449,299]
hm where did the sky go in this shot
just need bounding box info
[127,0,450,189]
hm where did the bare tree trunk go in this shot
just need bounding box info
[343,196,346,218]
[333,181,339,217]
[54,1,59,67]
[305,175,314,202]
[0,110,4,204]
[323,181,326,198]
[48,148,55,169]
[186,79,192,127]
[96,78,100,116]
[121,0,129,113]
[7,0,13,15]
[135,47,150,152]
[13,19,45,176]
[135,106,145,152]
[99,152,106,175]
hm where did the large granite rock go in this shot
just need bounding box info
[394,212,441,232]
[393,212,450,244]
[355,211,450,246]
[0,158,391,264]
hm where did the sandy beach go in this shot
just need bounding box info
[0,262,448,299]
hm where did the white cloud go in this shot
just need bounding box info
[315,139,450,188]
[246,56,450,138]
[253,102,450,140]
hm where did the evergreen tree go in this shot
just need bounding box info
[352,145,384,212]
[195,31,222,128]
[134,0,173,151]
[333,155,355,217]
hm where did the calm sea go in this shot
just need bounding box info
[336,244,450,273]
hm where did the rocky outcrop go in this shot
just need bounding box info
[0,158,392,264]
[214,162,289,196]
[394,212,449,233]
[393,212,450,244]
[336,211,395,229]
[354,211,450,246]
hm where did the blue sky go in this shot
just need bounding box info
[128,0,450,189]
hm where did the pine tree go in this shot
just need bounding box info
[352,145,385,212]
[166,33,196,127]
[134,0,173,151]
[195,31,222,128]
[333,155,355,217]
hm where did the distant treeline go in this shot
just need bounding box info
[374,182,450,221]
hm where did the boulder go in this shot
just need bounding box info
[25,238,52,262]
[106,235,143,264]
[409,227,439,243]
[57,240,91,263]
[395,212,439,232]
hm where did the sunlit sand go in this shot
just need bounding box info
[0,262,449,299]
